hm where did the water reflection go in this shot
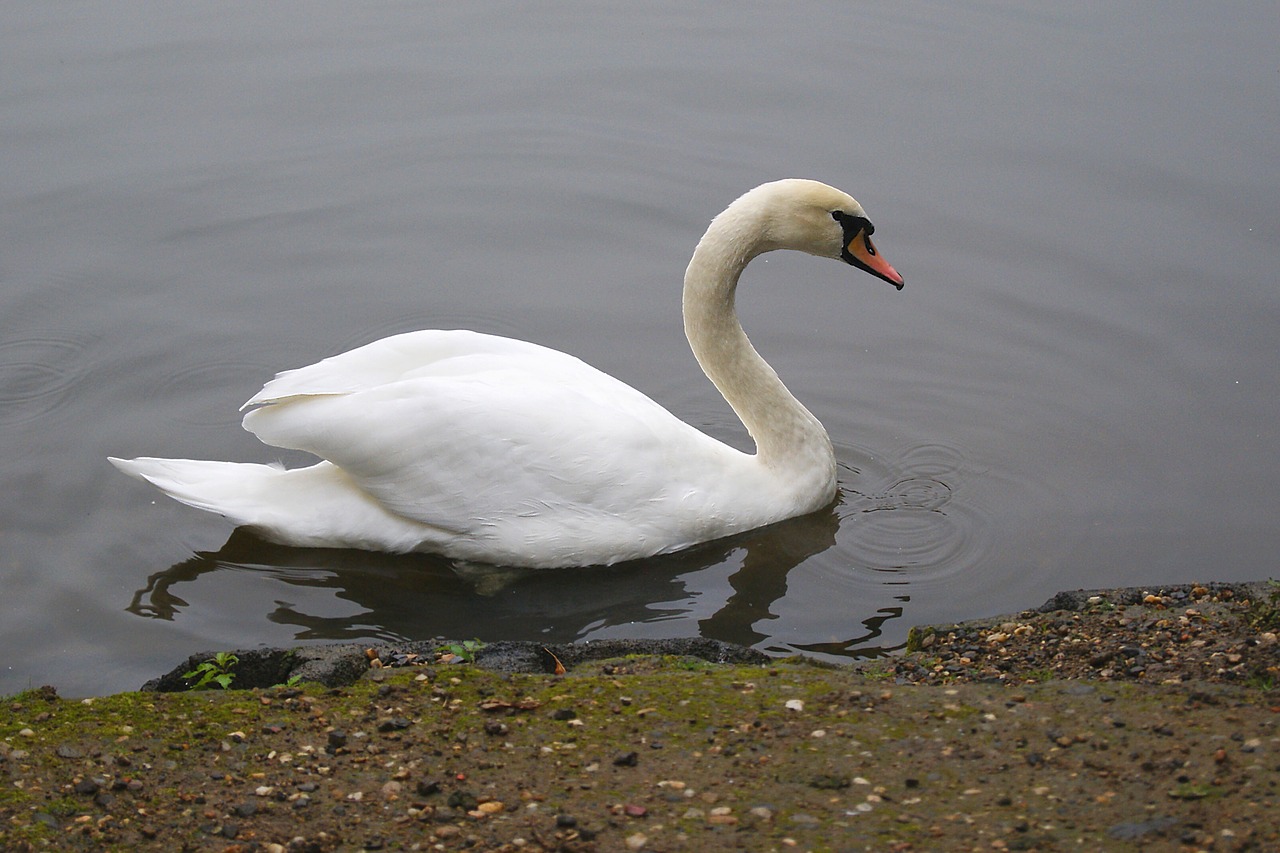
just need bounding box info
[125,498,909,659]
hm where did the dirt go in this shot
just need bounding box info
[1,582,1277,852]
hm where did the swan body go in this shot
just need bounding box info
[111,179,903,568]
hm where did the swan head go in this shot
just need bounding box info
[731,179,904,290]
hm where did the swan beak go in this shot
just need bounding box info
[845,231,904,290]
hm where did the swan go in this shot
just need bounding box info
[110,179,903,568]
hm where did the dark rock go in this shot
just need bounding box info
[808,774,850,790]
[377,717,412,732]
[1108,815,1179,841]
[145,637,770,691]
[613,751,639,767]
[447,790,478,811]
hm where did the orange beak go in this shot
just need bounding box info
[846,230,904,290]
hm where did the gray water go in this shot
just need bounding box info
[2,2,1277,696]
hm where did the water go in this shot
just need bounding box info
[2,2,1277,696]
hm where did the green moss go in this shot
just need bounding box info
[1246,579,1280,631]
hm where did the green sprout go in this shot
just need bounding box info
[183,652,239,690]
[439,639,486,664]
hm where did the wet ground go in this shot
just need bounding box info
[1,582,1277,851]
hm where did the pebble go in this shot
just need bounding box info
[73,777,100,795]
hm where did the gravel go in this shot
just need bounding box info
[1,581,1276,851]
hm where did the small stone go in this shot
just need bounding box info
[73,778,100,795]
[809,774,850,790]
[377,717,411,732]
[613,751,639,767]
[233,801,257,818]
[56,745,84,759]
[784,699,804,712]
[327,731,348,750]
[555,814,577,828]
[447,790,478,811]
[624,803,647,817]
[625,832,647,850]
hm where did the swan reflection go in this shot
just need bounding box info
[127,499,911,660]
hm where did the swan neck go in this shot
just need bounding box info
[682,211,834,479]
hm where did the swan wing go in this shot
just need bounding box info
[243,329,581,406]
[240,333,754,563]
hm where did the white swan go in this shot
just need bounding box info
[111,179,903,568]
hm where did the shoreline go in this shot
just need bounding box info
[2,581,1276,851]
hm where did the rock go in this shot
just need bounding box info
[377,717,411,732]
[809,773,850,790]
[447,790,478,811]
[1108,815,1179,840]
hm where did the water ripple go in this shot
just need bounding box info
[0,335,90,425]
[148,361,272,426]
[832,442,991,583]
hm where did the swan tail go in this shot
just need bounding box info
[107,456,440,552]
[109,456,284,518]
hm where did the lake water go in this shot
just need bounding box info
[2,2,1277,696]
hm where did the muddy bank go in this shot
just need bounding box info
[2,582,1277,851]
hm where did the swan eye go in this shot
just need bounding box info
[831,210,845,222]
